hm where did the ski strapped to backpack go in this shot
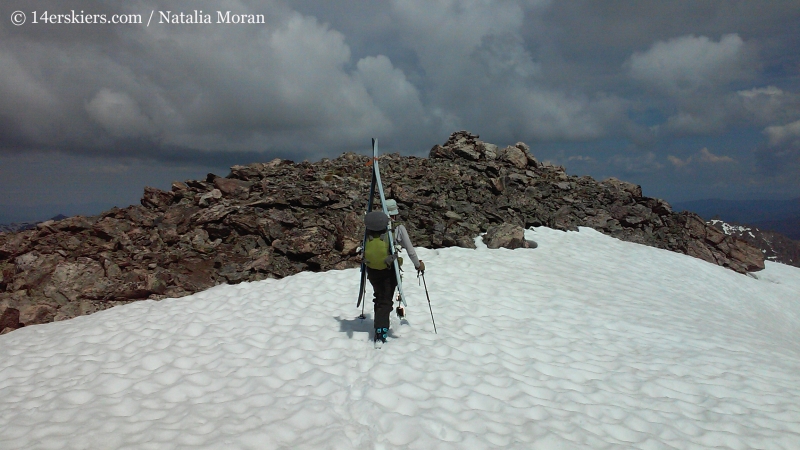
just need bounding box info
[356,140,378,314]
[371,139,407,307]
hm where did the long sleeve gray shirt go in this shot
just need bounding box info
[393,224,420,270]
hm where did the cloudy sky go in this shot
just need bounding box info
[1,0,799,222]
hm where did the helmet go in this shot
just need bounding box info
[365,210,389,231]
[385,199,399,216]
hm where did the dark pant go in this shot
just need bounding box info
[367,267,397,330]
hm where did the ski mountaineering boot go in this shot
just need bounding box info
[374,327,388,348]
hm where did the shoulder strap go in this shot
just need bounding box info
[381,233,391,251]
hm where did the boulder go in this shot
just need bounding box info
[501,146,528,169]
[483,223,527,250]
[479,142,498,160]
[728,239,766,272]
[602,177,643,198]
[272,227,335,257]
[43,258,108,302]
[429,144,451,159]
[683,212,707,239]
[192,204,236,225]
[213,177,252,197]
[244,251,273,272]
[0,231,33,259]
[0,306,20,330]
[198,189,223,206]
[454,146,481,161]
[141,186,175,210]
[93,217,131,239]
[20,304,56,326]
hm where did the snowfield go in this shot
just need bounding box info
[1,226,799,449]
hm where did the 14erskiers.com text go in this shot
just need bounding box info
[28,10,265,25]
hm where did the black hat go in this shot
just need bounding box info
[365,210,389,231]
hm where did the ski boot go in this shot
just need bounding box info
[374,327,388,349]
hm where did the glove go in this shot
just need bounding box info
[383,254,398,265]
[417,260,425,273]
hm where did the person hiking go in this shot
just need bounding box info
[363,199,425,345]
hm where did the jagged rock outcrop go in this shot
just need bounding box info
[0,130,764,332]
[708,220,800,268]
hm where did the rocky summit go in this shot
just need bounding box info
[0,131,764,333]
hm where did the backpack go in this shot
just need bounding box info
[364,234,390,270]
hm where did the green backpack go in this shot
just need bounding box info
[364,234,390,270]
[364,233,404,270]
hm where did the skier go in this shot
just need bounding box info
[363,199,425,345]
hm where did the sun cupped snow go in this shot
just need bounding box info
[0,227,799,449]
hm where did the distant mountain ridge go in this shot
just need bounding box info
[0,215,67,234]
[673,198,800,240]
[751,217,800,241]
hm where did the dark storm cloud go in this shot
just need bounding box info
[1,0,800,213]
[1,0,438,161]
[0,0,638,162]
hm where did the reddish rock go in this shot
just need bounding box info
[686,240,716,265]
[683,213,707,239]
[705,225,726,245]
[213,177,252,196]
[272,227,335,257]
[192,204,237,225]
[53,216,95,232]
[0,306,20,330]
[20,304,56,326]
[141,186,175,210]
[93,217,131,239]
[244,252,273,272]
[729,239,766,272]
[0,231,33,259]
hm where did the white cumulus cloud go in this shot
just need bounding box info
[668,147,736,169]
[628,34,754,95]
[354,55,428,134]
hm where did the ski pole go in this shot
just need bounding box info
[359,285,366,320]
[420,272,437,334]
